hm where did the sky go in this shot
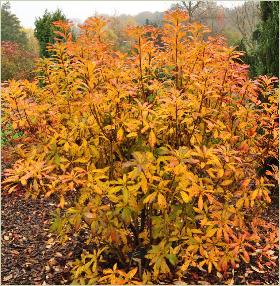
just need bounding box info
[8,1,245,29]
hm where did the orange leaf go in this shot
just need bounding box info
[198,195,203,210]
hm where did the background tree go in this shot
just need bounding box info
[106,15,137,53]
[134,11,163,26]
[34,9,66,57]
[175,1,229,36]
[1,2,38,81]
[179,1,206,22]
[172,1,209,22]
[1,2,28,47]
[22,28,40,54]
[229,1,260,50]
[253,1,279,77]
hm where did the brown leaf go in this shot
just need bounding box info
[3,274,13,282]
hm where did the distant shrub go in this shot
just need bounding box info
[1,41,37,81]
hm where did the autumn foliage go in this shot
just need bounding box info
[1,41,37,81]
[2,9,279,284]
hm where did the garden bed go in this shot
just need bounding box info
[1,187,278,285]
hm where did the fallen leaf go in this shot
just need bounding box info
[11,250,19,255]
[225,278,234,285]
[250,280,261,285]
[251,265,265,273]
[45,265,51,271]
[53,266,61,272]
[3,274,13,282]
[55,252,63,257]
[198,281,210,285]
[48,257,58,266]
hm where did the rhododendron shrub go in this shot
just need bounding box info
[2,10,278,284]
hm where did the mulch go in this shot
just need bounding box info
[1,188,278,285]
[1,190,78,285]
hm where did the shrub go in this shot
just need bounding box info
[2,10,279,284]
[1,41,37,81]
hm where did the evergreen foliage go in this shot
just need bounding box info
[250,1,279,77]
[1,2,28,47]
[34,9,66,57]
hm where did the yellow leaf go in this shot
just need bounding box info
[251,189,258,200]
[244,197,249,208]
[217,168,224,178]
[94,185,103,195]
[64,142,70,152]
[148,130,156,148]
[213,130,218,139]
[180,191,190,203]
[221,179,233,186]
[127,267,138,278]
[236,198,244,209]
[191,229,203,234]
[207,168,216,178]
[181,261,190,271]
[117,128,124,142]
[141,173,148,193]
[206,228,217,238]
[20,178,27,186]
[33,179,38,191]
[141,125,150,134]
[187,244,198,251]
[123,188,129,204]
[59,195,65,208]
[74,158,89,163]
[193,207,203,214]
[157,193,167,209]
[200,217,208,227]
[198,194,203,210]
[127,132,138,138]
[19,119,25,127]
[200,162,206,168]
[143,192,157,204]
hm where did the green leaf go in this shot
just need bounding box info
[166,254,177,266]
[121,207,131,224]
[54,153,61,165]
